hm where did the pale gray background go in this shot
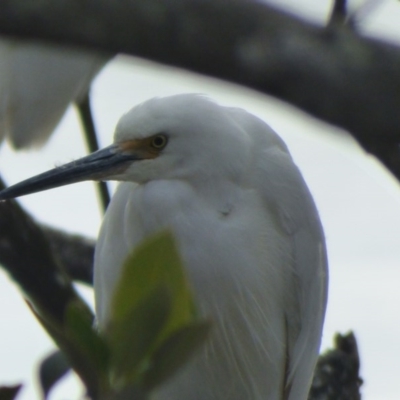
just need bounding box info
[0,1,399,399]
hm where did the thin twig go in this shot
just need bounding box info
[328,0,348,27]
[76,93,111,213]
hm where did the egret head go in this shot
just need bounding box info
[0,94,251,200]
[113,94,251,183]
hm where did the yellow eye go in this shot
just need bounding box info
[150,134,168,149]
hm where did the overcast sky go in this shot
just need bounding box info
[0,1,400,399]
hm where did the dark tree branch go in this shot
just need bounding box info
[0,0,399,182]
[42,226,94,285]
[328,0,348,27]
[0,190,82,323]
[0,174,95,288]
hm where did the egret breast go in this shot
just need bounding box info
[95,179,293,399]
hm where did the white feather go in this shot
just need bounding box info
[94,94,328,399]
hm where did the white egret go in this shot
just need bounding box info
[0,94,328,399]
[0,40,105,148]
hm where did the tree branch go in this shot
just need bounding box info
[42,226,94,285]
[0,0,399,181]
[0,198,81,323]
[76,93,111,214]
[328,0,349,27]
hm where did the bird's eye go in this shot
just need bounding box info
[150,134,168,149]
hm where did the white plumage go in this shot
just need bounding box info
[0,94,328,399]
[95,95,328,399]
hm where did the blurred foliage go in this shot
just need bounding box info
[308,332,362,400]
[105,230,211,396]
[39,350,70,399]
[2,231,209,400]
[0,385,22,400]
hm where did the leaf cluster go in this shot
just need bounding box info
[3,231,210,400]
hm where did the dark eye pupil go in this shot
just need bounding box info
[153,136,165,147]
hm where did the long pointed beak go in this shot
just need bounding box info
[0,144,138,200]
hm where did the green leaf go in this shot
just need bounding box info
[107,384,149,400]
[143,321,212,390]
[29,301,109,398]
[38,350,70,399]
[108,230,196,349]
[64,301,110,377]
[0,385,22,400]
[105,230,208,391]
[108,284,172,386]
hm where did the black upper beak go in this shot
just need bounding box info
[0,144,138,200]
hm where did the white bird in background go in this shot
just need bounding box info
[0,94,328,399]
[0,40,105,148]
